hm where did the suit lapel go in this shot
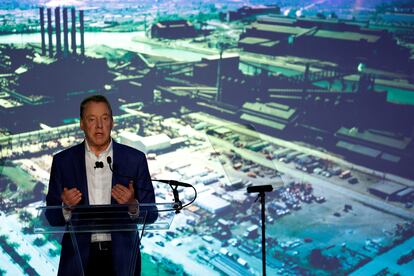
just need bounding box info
[111,140,119,204]
[74,141,89,205]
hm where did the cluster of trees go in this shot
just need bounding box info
[0,235,38,276]
[0,177,17,193]
[309,249,341,271]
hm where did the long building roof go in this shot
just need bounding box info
[242,101,297,120]
[240,113,286,130]
[336,127,411,150]
[249,23,306,35]
[239,37,279,47]
[314,29,380,43]
[247,23,381,43]
[369,180,406,195]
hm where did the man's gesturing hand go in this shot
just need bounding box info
[112,180,135,204]
[61,187,82,207]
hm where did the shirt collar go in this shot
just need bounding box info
[85,138,113,158]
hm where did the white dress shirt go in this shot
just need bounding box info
[62,139,139,241]
[85,139,113,242]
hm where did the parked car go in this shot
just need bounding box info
[348,177,359,184]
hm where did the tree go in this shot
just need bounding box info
[309,248,341,270]
[21,254,31,262]
[8,182,17,192]
[48,248,59,257]
[33,237,46,247]
[19,210,33,222]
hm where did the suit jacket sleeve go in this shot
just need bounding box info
[45,155,67,226]
[134,152,157,223]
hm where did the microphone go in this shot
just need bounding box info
[94,161,104,169]
[247,185,273,193]
[153,179,192,188]
[107,156,113,170]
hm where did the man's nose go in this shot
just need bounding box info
[96,118,103,128]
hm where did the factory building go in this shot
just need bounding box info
[118,131,171,153]
[227,5,280,21]
[151,20,197,39]
[18,56,111,99]
[193,54,240,86]
[240,101,298,132]
[196,193,231,214]
[334,127,413,175]
[239,16,407,66]
[394,187,414,203]
[16,7,110,99]
[368,181,407,201]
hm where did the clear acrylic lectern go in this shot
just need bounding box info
[26,203,175,276]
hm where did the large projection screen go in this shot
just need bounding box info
[0,1,414,275]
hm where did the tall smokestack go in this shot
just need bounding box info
[71,7,77,54]
[47,8,53,57]
[55,7,61,56]
[79,10,85,56]
[63,7,69,56]
[39,7,46,55]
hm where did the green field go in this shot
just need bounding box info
[142,252,182,276]
[1,166,35,191]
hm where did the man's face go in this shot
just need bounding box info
[80,101,113,151]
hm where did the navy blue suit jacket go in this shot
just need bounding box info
[46,140,156,276]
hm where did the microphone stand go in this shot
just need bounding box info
[247,185,273,276]
[258,191,267,276]
[168,181,183,214]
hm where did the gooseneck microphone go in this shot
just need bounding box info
[154,179,192,188]
[106,156,197,213]
[94,161,104,169]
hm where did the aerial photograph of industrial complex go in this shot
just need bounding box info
[0,0,414,275]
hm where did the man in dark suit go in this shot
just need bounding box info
[46,95,156,276]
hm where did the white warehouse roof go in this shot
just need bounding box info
[119,132,171,153]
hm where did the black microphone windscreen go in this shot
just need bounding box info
[247,185,273,193]
[107,156,112,165]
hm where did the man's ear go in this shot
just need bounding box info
[80,118,85,131]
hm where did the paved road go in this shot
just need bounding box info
[206,128,414,220]
[189,112,414,187]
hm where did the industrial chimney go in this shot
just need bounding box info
[79,10,85,56]
[39,6,85,57]
[47,8,53,57]
[71,7,77,54]
[63,7,69,56]
[55,7,62,56]
[39,7,46,55]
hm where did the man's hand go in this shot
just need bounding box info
[61,187,82,207]
[112,180,136,205]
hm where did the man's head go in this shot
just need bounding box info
[80,95,113,154]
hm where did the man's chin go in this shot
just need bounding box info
[90,137,110,148]
[97,140,109,146]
